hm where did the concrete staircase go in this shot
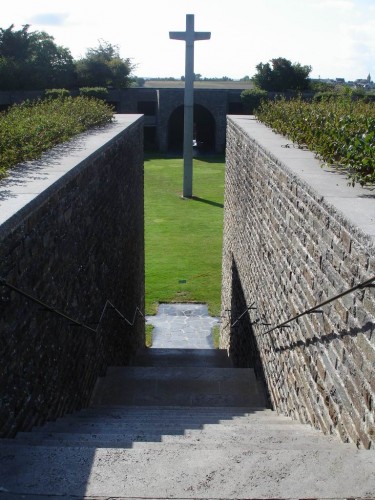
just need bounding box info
[0,347,374,499]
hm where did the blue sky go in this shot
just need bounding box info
[2,0,374,81]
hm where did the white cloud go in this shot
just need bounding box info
[29,13,69,27]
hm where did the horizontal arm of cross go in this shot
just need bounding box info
[194,32,211,41]
[169,31,211,41]
[169,32,186,40]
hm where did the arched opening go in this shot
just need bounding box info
[167,104,215,154]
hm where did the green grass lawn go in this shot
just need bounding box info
[145,155,225,316]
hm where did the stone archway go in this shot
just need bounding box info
[167,104,216,154]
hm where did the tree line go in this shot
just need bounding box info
[0,25,134,90]
[0,25,334,94]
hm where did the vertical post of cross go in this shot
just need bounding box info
[170,14,211,198]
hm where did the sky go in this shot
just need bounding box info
[1,0,375,81]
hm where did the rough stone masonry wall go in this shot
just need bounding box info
[221,116,375,449]
[0,115,144,437]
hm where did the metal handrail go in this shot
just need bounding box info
[262,275,375,336]
[0,277,144,334]
[230,302,257,328]
[225,275,375,335]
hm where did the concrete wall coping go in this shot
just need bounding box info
[229,116,375,244]
[0,114,143,236]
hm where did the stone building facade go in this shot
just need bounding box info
[222,116,375,449]
[0,88,246,154]
[111,88,244,153]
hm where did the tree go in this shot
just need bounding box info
[133,77,145,87]
[28,31,76,89]
[253,57,311,91]
[241,88,268,113]
[75,41,134,88]
[0,24,76,90]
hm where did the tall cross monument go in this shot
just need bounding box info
[170,14,211,198]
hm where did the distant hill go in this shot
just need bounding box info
[141,80,254,89]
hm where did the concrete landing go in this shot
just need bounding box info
[146,303,219,348]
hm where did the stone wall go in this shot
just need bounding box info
[222,116,375,449]
[0,115,144,437]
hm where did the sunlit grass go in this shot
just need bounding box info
[144,155,225,316]
[145,323,154,347]
[211,325,221,348]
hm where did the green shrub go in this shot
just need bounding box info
[313,91,340,102]
[309,81,335,93]
[0,96,114,179]
[256,96,375,186]
[44,88,71,100]
[313,88,368,103]
[79,87,109,100]
[241,88,269,113]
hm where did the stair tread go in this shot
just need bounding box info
[84,404,270,413]
[45,415,299,425]
[104,365,257,378]
[39,418,312,432]
[3,437,340,450]
[91,366,267,407]
[132,348,232,367]
[34,423,315,436]
[0,442,374,498]
[15,423,337,441]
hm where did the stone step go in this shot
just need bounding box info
[79,408,272,423]
[11,409,338,449]
[38,413,311,432]
[40,407,299,426]
[50,414,299,427]
[99,366,259,383]
[39,421,204,433]
[35,421,313,437]
[5,426,339,450]
[83,405,270,417]
[16,417,335,438]
[91,366,267,407]
[132,348,232,367]
[0,442,373,498]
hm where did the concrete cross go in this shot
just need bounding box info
[170,14,211,198]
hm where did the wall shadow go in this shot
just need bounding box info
[191,196,224,209]
[273,320,374,354]
[195,154,225,164]
[229,257,270,405]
